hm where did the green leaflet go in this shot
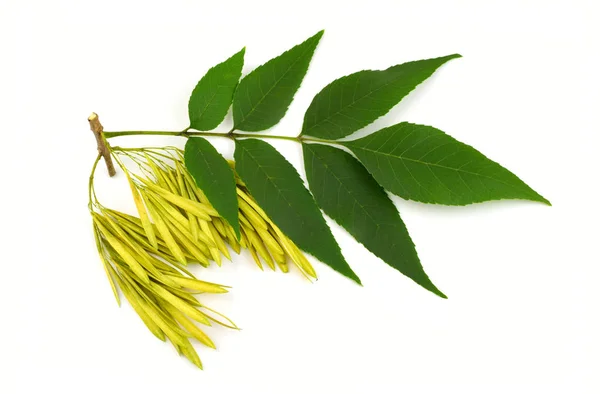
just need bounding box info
[232,31,324,131]
[184,137,240,238]
[303,143,445,297]
[343,122,550,206]
[188,48,245,130]
[301,54,461,140]
[234,138,360,284]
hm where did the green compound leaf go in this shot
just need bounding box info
[234,138,360,283]
[301,54,461,140]
[184,137,240,238]
[232,31,324,132]
[343,122,550,206]
[188,48,245,131]
[303,143,445,297]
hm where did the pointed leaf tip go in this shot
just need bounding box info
[232,31,324,131]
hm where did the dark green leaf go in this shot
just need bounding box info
[301,54,461,139]
[188,48,245,131]
[232,31,324,132]
[234,138,360,283]
[184,137,240,238]
[303,143,445,297]
[343,122,550,205]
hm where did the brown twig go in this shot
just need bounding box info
[88,113,116,177]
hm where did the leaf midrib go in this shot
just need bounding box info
[308,146,381,235]
[192,86,219,126]
[237,144,309,230]
[349,144,524,190]
[190,148,228,200]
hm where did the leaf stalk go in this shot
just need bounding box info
[103,129,337,145]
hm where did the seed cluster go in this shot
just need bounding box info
[89,147,315,368]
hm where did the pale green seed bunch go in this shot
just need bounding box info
[109,146,316,278]
[92,207,234,369]
[88,146,316,368]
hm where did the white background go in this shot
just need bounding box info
[1,0,598,393]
